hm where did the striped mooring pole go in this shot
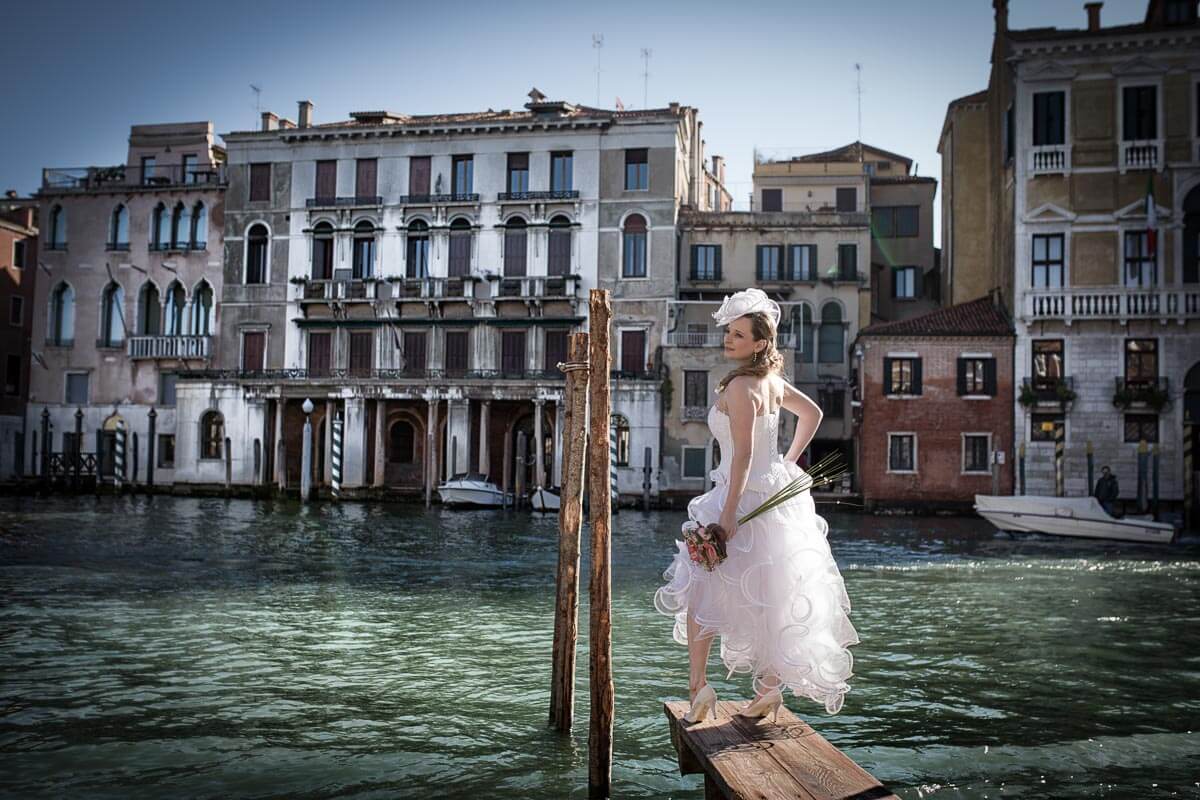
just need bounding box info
[608,420,619,513]
[1054,422,1065,498]
[114,420,126,488]
[331,411,344,500]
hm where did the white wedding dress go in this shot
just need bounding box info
[653,398,859,714]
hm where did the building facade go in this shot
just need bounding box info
[173,92,717,499]
[26,122,226,484]
[0,193,37,478]
[855,296,1015,509]
[941,0,1200,505]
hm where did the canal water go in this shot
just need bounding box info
[1,496,1197,799]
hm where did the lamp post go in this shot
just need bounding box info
[147,407,157,490]
[300,398,314,502]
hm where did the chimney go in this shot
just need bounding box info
[1085,2,1102,31]
[4,190,17,199]
[711,155,725,183]
[993,0,1008,33]
[279,118,297,130]
[260,111,279,132]
[298,100,313,128]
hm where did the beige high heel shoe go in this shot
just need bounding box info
[683,684,717,724]
[737,688,783,723]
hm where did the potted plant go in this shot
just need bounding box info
[1018,382,1037,408]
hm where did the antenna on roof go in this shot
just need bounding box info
[641,48,652,109]
[854,64,863,154]
[593,34,604,106]
[250,83,262,130]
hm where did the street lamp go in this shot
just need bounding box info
[300,398,314,502]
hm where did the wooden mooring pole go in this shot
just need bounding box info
[549,332,590,732]
[587,289,614,799]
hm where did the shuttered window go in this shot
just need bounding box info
[242,331,266,372]
[544,330,568,374]
[403,332,427,374]
[883,357,922,395]
[507,153,529,194]
[501,331,527,376]
[1032,91,1065,146]
[349,332,373,376]
[315,160,337,202]
[445,331,469,376]
[355,158,377,198]
[409,156,431,196]
[504,221,527,276]
[249,163,270,202]
[956,357,995,396]
[761,189,782,212]
[621,330,645,375]
[307,332,331,377]
[548,218,572,275]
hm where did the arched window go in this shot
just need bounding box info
[818,302,844,364]
[548,215,572,276]
[49,205,67,249]
[246,224,268,284]
[109,205,129,250]
[163,282,185,336]
[190,281,213,335]
[200,411,224,459]
[622,214,647,278]
[792,304,814,363]
[504,217,527,277]
[312,222,334,280]
[448,217,472,277]
[49,282,75,345]
[100,282,125,347]
[152,203,169,250]
[389,420,416,464]
[191,202,207,249]
[612,414,631,466]
[138,282,161,335]
[171,202,191,249]
[352,220,376,280]
[406,220,429,278]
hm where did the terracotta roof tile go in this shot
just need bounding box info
[858,296,1012,338]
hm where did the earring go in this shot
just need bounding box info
[752,350,760,365]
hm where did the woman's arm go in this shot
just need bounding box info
[719,377,757,540]
[780,378,823,463]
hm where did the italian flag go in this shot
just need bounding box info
[1145,174,1157,257]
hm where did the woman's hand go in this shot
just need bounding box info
[718,508,738,543]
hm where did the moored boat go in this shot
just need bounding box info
[437,473,507,508]
[974,494,1176,545]
[530,486,561,512]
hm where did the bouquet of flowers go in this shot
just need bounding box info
[684,452,849,572]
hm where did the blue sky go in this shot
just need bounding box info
[1,0,1149,245]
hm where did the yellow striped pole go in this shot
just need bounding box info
[1054,422,1065,497]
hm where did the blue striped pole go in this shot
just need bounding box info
[332,411,344,500]
[608,421,619,512]
[114,420,126,488]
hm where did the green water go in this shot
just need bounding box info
[0,496,1197,798]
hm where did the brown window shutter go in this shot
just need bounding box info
[621,330,645,375]
[403,332,427,373]
[249,163,270,202]
[242,331,265,371]
[504,227,527,276]
[349,332,373,376]
[501,331,527,376]
[308,332,331,376]
[544,330,568,373]
[356,159,377,198]
[409,157,430,195]
[548,228,571,275]
[445,331,469,375]
[315,160,337,201]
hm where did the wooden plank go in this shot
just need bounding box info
[665,701,898,800]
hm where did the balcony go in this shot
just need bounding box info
[497,190,580,202]
[1113,377,1170,411]
[1019,376,1076,409]
[391,276,475,301]
[306,195,382,209]
[492,274,582,300]
[681,405,709,422]
[1120,139,1162,172]
[667,332,724,347]
[298,278,385,302]
[1028,144,1070,175]
[127,335,211,360]
[177,366,566,384]
[1024,286,1200,324]
[396,193,480,205]
[41,164,226,192]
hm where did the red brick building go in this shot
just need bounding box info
[0,192,37,478]
[854,295,1014,511]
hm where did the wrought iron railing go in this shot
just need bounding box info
[305,195,383,208]
[497,190,580,201]
[127,335,211,360]
[176,367,566,382]
[396,193,480,204]
[42,164,226,191]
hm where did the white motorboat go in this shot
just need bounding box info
[437,473,507,508]
[530,486,561,513]
[974,494,1176,545]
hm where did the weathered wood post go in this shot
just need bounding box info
[224,437,233,497]
[1185,411,1194,528]
[72,407,83,491]
[586,289,614,799]
[550,332,590,732]
[131,432,139,491]
[147,407,157,490]
[39,408,50,483]
[643,446,652,511]
[1018,442,1026,496]
[1137,439,1148,512]
[515,431,527,510]
[1152,443,1160,520]
[1086,440,1095,497]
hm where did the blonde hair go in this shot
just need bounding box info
[717,311,784,391]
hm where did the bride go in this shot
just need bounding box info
[654,288,859,722]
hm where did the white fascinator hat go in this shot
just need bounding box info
[711,288,781,328]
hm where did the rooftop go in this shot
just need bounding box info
[858,296,1013,338]
[774,141,913,168]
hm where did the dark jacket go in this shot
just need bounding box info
[1093,474,1119,503]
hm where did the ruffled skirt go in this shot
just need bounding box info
[653,462,859,714]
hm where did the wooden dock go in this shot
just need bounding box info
[664,700,897,800]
